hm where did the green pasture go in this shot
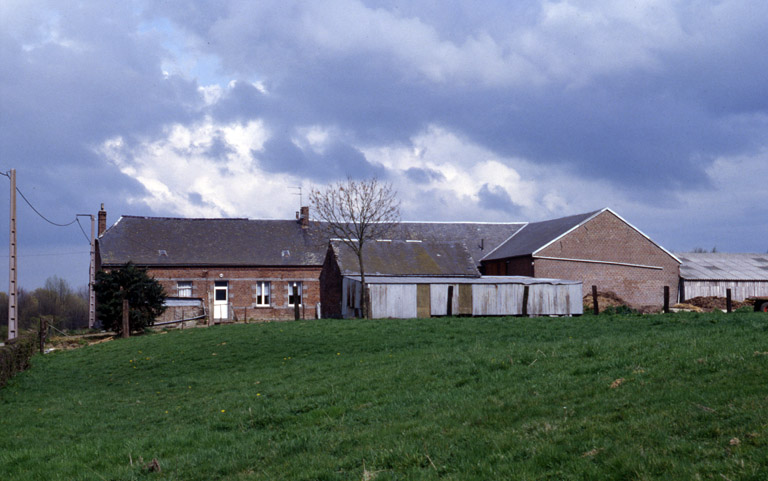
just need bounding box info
[1,312,767,480]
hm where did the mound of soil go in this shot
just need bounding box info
[676,296,750,312]
[583,290,629,313]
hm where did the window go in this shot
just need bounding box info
[177,281,192,297]
[256,281,270,306]
[214,281,228,301]
[288,281,302,306]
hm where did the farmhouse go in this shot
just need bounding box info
[677,252,768,302]
[481,208,681,310]
[96,207,327,322]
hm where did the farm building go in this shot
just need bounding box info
[96,206,521,321]
[341,276,583,319]
[96,205,675,320]
[320,240,582,318]
[677,253,768,301]
[96,207,327,322]
[481,208,681,310]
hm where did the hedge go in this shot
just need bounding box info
[0,331,38,388]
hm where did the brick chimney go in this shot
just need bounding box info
[98,204,107,236]
[299,206,309,229]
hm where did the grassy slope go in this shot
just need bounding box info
[1,313,767,480]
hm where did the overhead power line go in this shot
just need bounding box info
[1,170,81,229]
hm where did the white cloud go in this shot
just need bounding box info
[96,117,317,219]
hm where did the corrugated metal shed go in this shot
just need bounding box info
[678,253,768,280]
[677,253,768,301]
[342,275,582,318]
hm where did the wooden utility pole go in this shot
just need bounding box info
[8,169,17,340]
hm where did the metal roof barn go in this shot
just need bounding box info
[677,253,768,301]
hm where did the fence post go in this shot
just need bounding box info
[664,286,670,313]
[592,285,599,315]
[122,298,130,338]
[39,317,48,354]
[522,285,529,317]
[726,288,732,313]
[293,284,300,320]
[447,285,454,317]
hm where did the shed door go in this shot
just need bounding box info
[214,281,228,319]
[417,284,431,318]
[458,284,473,315]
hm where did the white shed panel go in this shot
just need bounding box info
[429,284,460,316]
[370,284,418,319]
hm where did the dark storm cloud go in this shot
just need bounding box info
[0,1,209,286]
[477,183,520,214]
[148,0,768,197]
[257,135,385,181]
[404,167,445,184]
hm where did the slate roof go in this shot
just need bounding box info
[98,216,327,267]
[98,215,523,268]
[390,222,524,265]
[481,210,602,261]
[330,240,481,277]
[677,253,768,281]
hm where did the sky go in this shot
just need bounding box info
[1,0,767,289]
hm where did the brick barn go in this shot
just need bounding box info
[481,209,681,310]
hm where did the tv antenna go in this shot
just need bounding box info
[290,186,303,206]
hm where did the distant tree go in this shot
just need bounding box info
[32,276,88,330]
[310,177,400,318]
[691,246,718,253]
[94,263,166,335]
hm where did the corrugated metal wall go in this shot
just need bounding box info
[682,280,768,301]
[528,284,581,316]
[472,284,525,316]
[369,284,417,319]
[343,278,583,318]
[430,284,459,316]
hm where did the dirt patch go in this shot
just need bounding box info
[583,291,629,313]
[675,296,750,312]
[46,333,115,352]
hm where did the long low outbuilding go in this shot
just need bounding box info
[341,275,583,319]
[677,252,768,301]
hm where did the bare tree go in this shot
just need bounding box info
[310,177,400,318]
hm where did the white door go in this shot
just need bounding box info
[214,281,228,319]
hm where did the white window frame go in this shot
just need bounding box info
[177,281,192,298]
[256,281,271,306]
[288,281,302,307]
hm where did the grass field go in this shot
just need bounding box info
[1,312,767,480]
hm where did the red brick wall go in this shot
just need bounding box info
[534,210,679,310]
[146,266,322,321]
[483,256,534,276]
